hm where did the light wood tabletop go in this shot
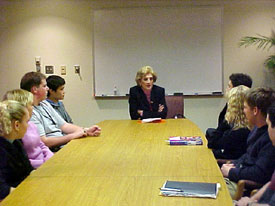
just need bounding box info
[2,119,232,206]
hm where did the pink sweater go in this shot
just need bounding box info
[22,122,53,169]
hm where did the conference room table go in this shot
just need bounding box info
[2,119,232,206]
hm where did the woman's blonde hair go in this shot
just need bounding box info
[0,100,27,136]
[135,66,157,86]
[3,89,33,107]
[225,85,250,129]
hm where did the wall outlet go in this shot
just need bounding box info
[61,65,66,75]
[45,65,54,74]
[74,65,80,74]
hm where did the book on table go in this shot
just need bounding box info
[160,180,220,198]
[166,136,203,145]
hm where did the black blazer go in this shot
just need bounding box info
[206,121,250,159]
[128,85,167,120]
[0,137,33,200]
[218,104,227,127]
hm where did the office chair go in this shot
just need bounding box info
[165,95,184,119]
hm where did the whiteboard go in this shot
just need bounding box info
[93,7,223,96]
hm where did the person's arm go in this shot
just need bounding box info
[0,151,12,200]
[221,163,235,177]
[236,182,270,206]
[129,87,141,120]
[157,88,167,119]
[85,125,101,137]
[142,87,167,119]
[206,128,224,149]
[251,182,270,201]
[0,175,10,201]
[228,143,275,183]
[39,140,53,161]
[41,123,85,148]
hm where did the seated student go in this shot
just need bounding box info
[0,100,33,200]
[129,66,167,120]
[221,87,275,198]
[235,103,275,206]
[206,73,252,137]
[3,89,53,169]
[207,85,250,159]
[46,75,73,123]
[20,72,101,151]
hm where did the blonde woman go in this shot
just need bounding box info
[129,66,167,120]
[3,89,53,169]
[206,85,250,159]
[0,100,33,200]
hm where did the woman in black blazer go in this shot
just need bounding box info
[0,100,33,200]
[129,66,167,120]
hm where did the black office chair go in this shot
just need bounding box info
[165,95,185,119]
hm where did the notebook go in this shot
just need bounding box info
[160,180,220,198]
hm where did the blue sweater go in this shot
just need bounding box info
[228,125,275,184]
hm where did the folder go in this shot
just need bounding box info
[160,180,220,198]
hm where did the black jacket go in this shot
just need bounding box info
[218,104,227,127]
[206,121,250,159]
[229,125,275,184]
[0,136,33,200]
[128,85,167,120]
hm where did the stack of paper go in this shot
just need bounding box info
[160,180,220,198]
[166,136,203,145]
[141,118,162,123]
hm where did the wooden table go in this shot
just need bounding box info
[2,119,232,206]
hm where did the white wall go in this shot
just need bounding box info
[0,0,274,133]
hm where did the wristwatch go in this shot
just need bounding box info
[83,128,88,134]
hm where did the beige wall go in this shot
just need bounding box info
[0,0,274,133]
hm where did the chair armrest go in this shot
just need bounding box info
[233,180,264,201]
[243,180,264,191]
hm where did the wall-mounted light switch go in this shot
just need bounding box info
[45,65,54,74]
[61,65,66,75]
[35,56,41,72]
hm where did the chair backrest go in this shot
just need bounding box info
[165,95,184,119]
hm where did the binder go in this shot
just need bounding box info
[160,180,220,198]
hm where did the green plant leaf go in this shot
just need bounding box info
[239,34,274,50]
[264,55,275,70]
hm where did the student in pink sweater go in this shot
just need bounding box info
[3,89,53,168]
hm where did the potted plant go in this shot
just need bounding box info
[239,31,275,71]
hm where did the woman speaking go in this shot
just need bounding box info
[129,66,167,120]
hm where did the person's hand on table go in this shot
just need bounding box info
[221,163,235,177]
[85,125,101,137]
